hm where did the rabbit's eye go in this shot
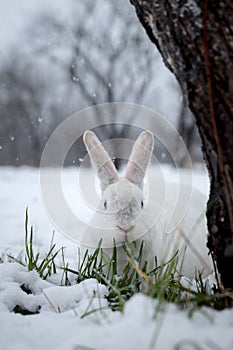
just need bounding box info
[141,200,144,209]
[104,200,107,210]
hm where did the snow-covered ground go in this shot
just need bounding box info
[0,166,233,350]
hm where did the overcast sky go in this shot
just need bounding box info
[0,0,71,60]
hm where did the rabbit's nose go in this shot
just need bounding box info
[117,225,134,234]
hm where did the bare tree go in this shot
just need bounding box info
[30,0,205,167]
[0,56,45,165]
[177,99,202,166]
[130,0,233,289]
[0,52,67,166]
[33,1,156,106]
[30,0,161,167]
[0,0,204,167]
[1,0,161,167]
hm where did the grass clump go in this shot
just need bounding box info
[4,209,233,313]
[7,208,61,280]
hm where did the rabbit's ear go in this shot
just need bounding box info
[83,130,118,191]
[125,130,154,188]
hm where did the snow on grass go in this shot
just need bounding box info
[0,166,233,350]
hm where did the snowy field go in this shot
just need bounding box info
[0,166,233,350]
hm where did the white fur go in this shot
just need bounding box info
[83,130,213,278]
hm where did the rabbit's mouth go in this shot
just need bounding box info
[117,225,134,243]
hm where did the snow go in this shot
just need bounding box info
[0,166,233,350]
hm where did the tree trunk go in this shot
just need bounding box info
[130,0,233,288]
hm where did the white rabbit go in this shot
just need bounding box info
[82,130,213,278]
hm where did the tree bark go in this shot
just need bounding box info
[130,0,233,288]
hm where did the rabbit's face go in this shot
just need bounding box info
[83,129,154,241]
[102,179,144,233]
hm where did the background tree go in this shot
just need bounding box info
[0,50,67,166]
[0,0,201,167]
[130,0,233,288]
[31,0,160,168]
